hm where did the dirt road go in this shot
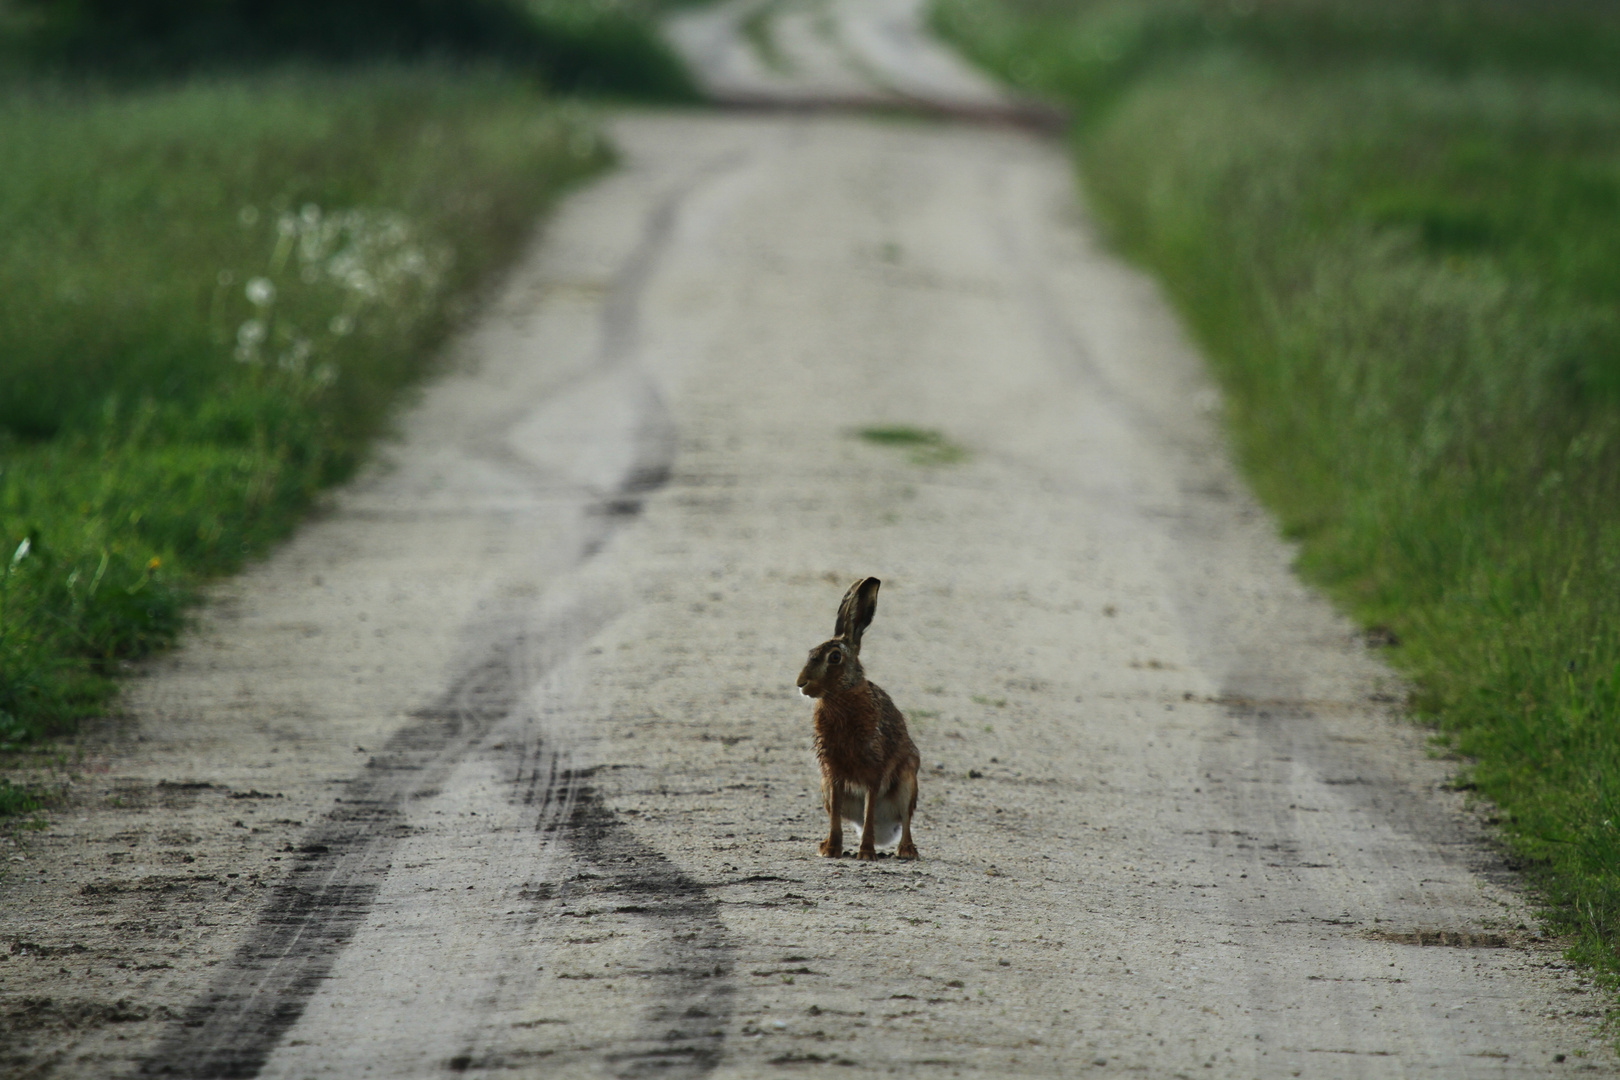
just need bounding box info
[3,2,1615,1076]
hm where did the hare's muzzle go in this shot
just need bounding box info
[796,667,820,697]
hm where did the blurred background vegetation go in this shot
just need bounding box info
[1,0,699,95]
[936,0,1620,984]
[0,0,702,815]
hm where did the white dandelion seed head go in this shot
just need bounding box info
[344,269,376,297]
[245,277,277,307]
[227,204,449,355]
[327,251,358,279]
[298,231,326,264]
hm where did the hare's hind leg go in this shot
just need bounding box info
[896,769,919,860]
[819,778,844,858]
[856,786,880,861]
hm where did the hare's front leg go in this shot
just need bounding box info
[819,779,843,857]
[896,770,919,860]
[856,787,879,861]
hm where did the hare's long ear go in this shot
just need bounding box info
[834,577,881,655]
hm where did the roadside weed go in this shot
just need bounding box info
[0,777,47,818]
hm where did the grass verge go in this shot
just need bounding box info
[0,68,608,755]
[936,0,1620,986]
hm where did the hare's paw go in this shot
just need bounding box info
[896,841,918,860]
[856,846,877,861]
[818,838,843,858]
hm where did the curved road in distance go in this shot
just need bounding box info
[2,1,1613,1077]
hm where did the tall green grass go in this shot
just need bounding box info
[937,0,1620,985]
[0,70,608,753]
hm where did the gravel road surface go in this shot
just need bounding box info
[2,2,1615,1077]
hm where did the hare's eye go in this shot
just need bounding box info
[827,649,843,665]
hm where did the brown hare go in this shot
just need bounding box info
[796,577,920,860]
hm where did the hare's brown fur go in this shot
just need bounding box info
[796,578,919,860]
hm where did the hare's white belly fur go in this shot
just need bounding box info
[834,785,905,849]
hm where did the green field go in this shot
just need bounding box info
[936,0,1620,987]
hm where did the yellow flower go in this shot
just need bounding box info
[147,556,162,571]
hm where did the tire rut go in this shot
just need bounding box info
[133,151,746,1080]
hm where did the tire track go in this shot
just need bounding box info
[135,153,745,1080]
[137,648,529,1079]
[516,759,732,1078]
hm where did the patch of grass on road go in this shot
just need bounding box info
[740,0,794,74]
[856,426,969,465]
[0,70,608,753]
[937,0,1620,985]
